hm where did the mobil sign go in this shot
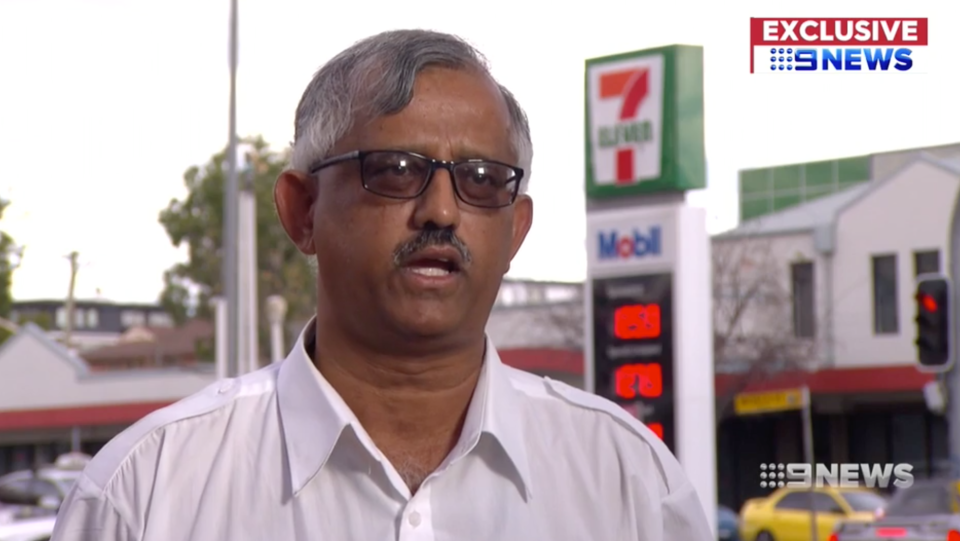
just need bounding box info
[586,206,676,272]
[598,226,662,260]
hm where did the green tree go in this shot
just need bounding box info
[158,136,316,355]
[0,198,23,344]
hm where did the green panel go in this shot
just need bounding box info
[803,160,836,188]
[740,169,770,195]
[805,185,839,199]
[837,156,871,183]
[584,45,705,199]
[773,194,803,211]
[772,165,802,191]
[740,197,772,221]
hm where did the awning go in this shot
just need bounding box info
[0,401,173,431]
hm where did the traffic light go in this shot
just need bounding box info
[915,276,951,372]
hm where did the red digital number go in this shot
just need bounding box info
[647,422,664,440]
[613,304,661,340]
[613,363,663,400]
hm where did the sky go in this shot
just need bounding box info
[1,0,958,304]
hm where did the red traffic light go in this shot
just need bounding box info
[917,293,938,312]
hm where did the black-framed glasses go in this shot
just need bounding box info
[308,150,524,209]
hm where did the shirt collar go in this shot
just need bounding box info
[277,320,533,500]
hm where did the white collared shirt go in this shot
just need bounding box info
[51,324,712,541]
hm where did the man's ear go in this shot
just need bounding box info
[274,170,318,255]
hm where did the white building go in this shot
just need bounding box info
[0,324,216,473]
[717,151,960,370]
[714,145,960,510]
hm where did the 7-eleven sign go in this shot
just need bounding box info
[586,54,664,187]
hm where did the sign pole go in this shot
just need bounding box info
[223,0,240,378]
[948,185,960,476]
[801,387,818,541]
[582,45,714,535]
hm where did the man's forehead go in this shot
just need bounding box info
[337,69,515,160]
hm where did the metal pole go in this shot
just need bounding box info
[70,426,81,453]
[270,322,284,363]
[266,295,288,364]
[801,386,818,541]
[947,180,960,476]
[211,296,227,379]
[223,0,240,378]
[238,163,259,375]
[64,251,79,349]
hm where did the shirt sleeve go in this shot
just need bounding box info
[660,479,714,540]
[50,482,138,541]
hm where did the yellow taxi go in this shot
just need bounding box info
[740,486,886,541]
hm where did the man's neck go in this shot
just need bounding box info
[308,325,485,447]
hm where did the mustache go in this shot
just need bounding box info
[393,227,473,268]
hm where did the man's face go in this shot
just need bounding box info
[275,67,533,347]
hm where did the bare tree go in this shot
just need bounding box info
[712,235,819,421]
[544,300,585,351]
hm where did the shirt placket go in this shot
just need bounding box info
[398,481,436,541]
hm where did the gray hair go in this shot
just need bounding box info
[289,29,533,192]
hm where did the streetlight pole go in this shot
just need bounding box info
[223,0,240,378]
[238,151,259,374]
[266,295,288,364]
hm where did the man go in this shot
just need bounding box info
[52,30,712,541]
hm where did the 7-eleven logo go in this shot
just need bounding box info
[599,69,649,184]
[587,54,664,188]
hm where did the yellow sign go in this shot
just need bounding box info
[734,389,806,416]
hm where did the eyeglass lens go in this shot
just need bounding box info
[360,151,518,207]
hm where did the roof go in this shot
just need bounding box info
[12,299,163,310]
[0,322,214,378]
[0,323,92,374]
[82,319,213,362]
[719,182,873,239]
[720,154,960,239]
[935,155,960,173]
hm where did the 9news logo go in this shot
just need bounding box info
[765,46,913,73]
[749,18,929,74]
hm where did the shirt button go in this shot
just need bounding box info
[218,381,234,394]
[408,511,422,527]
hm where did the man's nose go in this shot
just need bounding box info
[412,167,462,231]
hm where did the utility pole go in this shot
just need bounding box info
[63,251,79,349]
[947,186,960,475]
[223,0,240,378]
[238,152,259,375]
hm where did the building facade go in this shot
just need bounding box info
[0,324,216,473]
[715,148,960,508]
[9,300,173,351]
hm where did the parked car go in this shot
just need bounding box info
[0,453,90,510]
[0,453,91,541]
[740,486,887,541]
[831,478,960,540]
[719,505,741,540]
